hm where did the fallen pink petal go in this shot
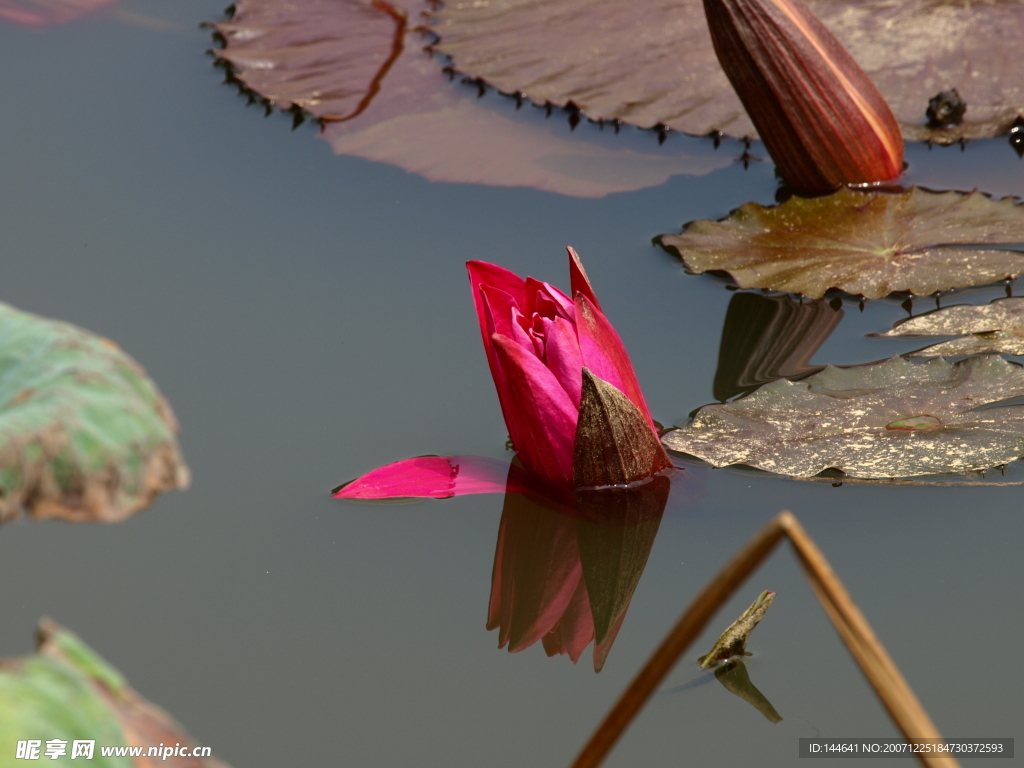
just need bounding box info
[333,455,516,499]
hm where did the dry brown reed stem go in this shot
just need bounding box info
[570,510,960,768]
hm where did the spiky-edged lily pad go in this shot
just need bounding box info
[0,620,226,767]
[431,0,1024,143]
[0,303,188,525]
[207,0,729,198]
[872,297,1024,357]
[659,188,1024,300]
[663,355,1024,479]
[0,0,115,25]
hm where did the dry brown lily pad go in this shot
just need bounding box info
[658,187,1024,300]
[0,302,188,525]
[207,0,730,197]
[431,0,1024,143]
[872,297,1024,357]
[663,355,1024,479]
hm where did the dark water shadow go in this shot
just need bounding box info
[714,292,843,402]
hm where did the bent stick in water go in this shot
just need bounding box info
[569,510,957,768]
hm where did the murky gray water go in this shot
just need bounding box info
[0,2,1022,766]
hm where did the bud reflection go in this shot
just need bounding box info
[714,292,843,402]
[487,474,671,672]
[714,659,783,723]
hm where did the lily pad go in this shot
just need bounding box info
[208,0,730,198]
[659,187,1024,300]
[662,355,1024,479]
[431,0,1024,143]
[0,619,226,767]
[872,297,1024,357]
[0,302,188,525]
[0,0,115,25]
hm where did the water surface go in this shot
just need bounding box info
[0,3,1022,766]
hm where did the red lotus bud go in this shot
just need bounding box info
[704,0,904,194]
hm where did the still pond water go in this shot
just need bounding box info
[0,2,1022,766]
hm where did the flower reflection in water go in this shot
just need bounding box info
[488,468,672,672]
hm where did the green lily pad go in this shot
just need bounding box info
[431,0,1024,142]
[0,302,188,525]
[663,355,1024,479]
[207,0,730,198]
[659,187,1024,300]
[0,619,225,767]
[872,297,1024,357]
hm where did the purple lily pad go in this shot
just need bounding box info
[430,0,1024,143]
[207,0,731,198]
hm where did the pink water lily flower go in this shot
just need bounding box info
[334,248,671,500]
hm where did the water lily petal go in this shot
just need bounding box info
[333,455,514,499]
[523,277,575,321]
[478,288,542,447]
[574,294,656,430]
[568,246,601,312]
[479,285,535,357]
[492,333,579,488]
[468,261,526,360]
[541,316,584,407]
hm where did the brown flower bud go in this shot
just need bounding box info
[704,0,904,194]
